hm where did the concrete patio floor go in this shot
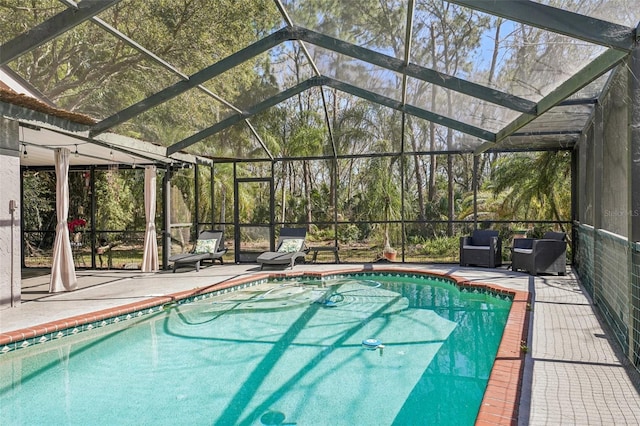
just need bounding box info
[2,263,640,425]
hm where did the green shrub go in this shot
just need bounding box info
[308,226,336,242]
[422,236,459,258]
[338,224,360,244]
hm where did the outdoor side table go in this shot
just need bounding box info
[308,246,340,263]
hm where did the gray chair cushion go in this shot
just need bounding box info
[513,248,533,254]
[463,245,490,250]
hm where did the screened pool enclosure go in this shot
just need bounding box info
[1,0,640,368]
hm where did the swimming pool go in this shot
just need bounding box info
[1,271,515,425]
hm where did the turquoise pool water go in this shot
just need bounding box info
[0,273,511,425]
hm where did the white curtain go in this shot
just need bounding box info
[141,165,159,272]
[49,148,77,293]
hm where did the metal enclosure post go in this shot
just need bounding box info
[333,158,338,249]
[593,102,604,306]
[270,161,276,244]
[194,163,199,235]
[20,167,24,268]
[628,43,640,366]
[162,166,172,270]
[400,113,406,262]
[90,166,97,269]
[630,44,640,242]
[570,149,578,264]
[210,164,215,227]
[233,163,239,263]
[473,154,479,228]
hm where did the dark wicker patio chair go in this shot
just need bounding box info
[512,231,566,276]
[459,229,502,268]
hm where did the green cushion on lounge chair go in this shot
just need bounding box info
[277,238,304,253]
[169,230,226,272]
[258,228,307,270]
[194,238,217,254]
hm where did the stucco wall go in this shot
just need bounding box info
[0,118,21,309]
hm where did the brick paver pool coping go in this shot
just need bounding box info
[0,267,529,425]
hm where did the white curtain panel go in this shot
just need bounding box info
[141,165,159,272]
[49,148,77,293]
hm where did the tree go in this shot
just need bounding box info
[488,151,571,231]
[3,0,281,152]
[95,170,135,232]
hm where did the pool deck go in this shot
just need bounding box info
[2,263,640,425]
